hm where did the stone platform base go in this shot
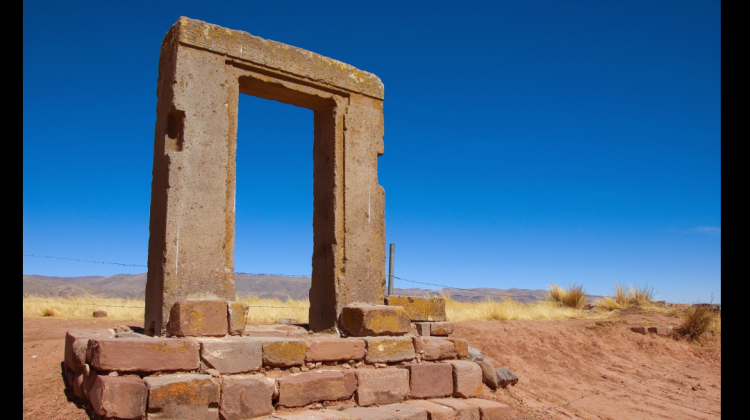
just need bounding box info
[62,323,506,420]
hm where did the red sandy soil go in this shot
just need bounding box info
[22,309,720,420]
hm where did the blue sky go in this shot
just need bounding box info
[23,1,721,303]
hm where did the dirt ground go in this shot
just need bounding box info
[22,310,720,419]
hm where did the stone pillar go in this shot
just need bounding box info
[145,17,386,335]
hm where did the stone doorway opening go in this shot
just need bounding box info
[235,93,313,284]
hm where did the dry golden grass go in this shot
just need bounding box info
[546,284,587,309]
[595,282,657,311]
[444,293,589,321]
[676,305,720,340]
[23,294,596,323]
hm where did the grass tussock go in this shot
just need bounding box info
[444,293,587,321]
[676,304,719,341]
[595,282,657,311]
[547,284,587,309]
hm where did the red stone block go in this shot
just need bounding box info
[445,361,482,398]
[446,339,468,358]
[89,376,147,419]
[86,338,199,372]
[167,300,228,337]
[341,407,397,420]
[415,323,431,336]
[227,302,249,336]
[378,403,428,420]
[408,363,453,399]
[277,370,356,407]
[422,338,457,361]
[630,326,648,334]
[220,374,275,420]
[429,322,454,337]
[648,326,673,336]
[462,399,509,420]
[354,368,410,406]
[305,337,366,362]
[65,329,114,372]
[341,306,411,336]
[198,337,262,374]
[403,401,454,420]
[431,399,479,420]
[144,374,219,420]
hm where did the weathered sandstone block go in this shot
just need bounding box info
[462,400,510,420]
[227,302,249,336]
[87,338,199,372]
[407,363,453,399]
[65,329,114,372]
[145,374,219,420]
[355,369,409,406]
[220,374,275,420]
[431,399,479,420]
[306,337,366,362]
[385,296,446,322]
[167,300,228,337]
[89,376,147,419]
[422,338,458,361]
[341,306,411,336]
[446,361,483,398]
[261,338,306,367]
[278,411,343,420]
[364,337,415,364]
[446,339,468,358]
[648,326,673,336]
[495,367,519,388]
[378,403,429,420]
[403,401,454,420]
[277,370,356,407]
[430,322,454,337]
[414,323,431,336]
[198,337,262,374]
[340,407,396,420]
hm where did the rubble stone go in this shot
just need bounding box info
[88,376,147,419]
[341,306,411,337]
[422,338,457,361]
[198,337,262,374]
[277,370,356,408]
[385,296,446,322]
[495,367,519,388]
[630,326,648,334]
[446,361,483,398]
[476,360,498,390]
[86,338,199,372]
[364,337,415,364]
[227,302,249,336]
[166,300,228,337]
[648,326,673,336]
[219,374,275,420]
[354,369,410,406]
[378,403,429,420]
[462,347,484,362]
[407,363,453,399]
[403,401,454,420]
[93,310,108,318]
[261,338,307,367]
[429,322,453,336]
[462,399,510,420]
[144,374,219,420]
[431,399,480,420]
[306,337,366,362]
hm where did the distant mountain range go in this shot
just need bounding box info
[22,273,573,303]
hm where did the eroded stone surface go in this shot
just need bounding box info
[431,399,479,420]
[446,361,483,398]
[355,369,409,406]
[446,339,468,359]
[86,338,199,372]
[198,337,262,374]
[476,360,498,390]
[407,363,453,399]
[378,403,429,420]
[364,337,415,364]
[306,337,366,362]
[414,323,431,336]
[462,399,510,420]
[403,401,454,420]
[88,376,147,419]
[422,338,457,361]
[385,296,446,322]
[261,338,306,367]
[341,306,411,337]
[277,370,355,407]
[430,322,454,337]
[145,374,219,420]
[167,300,228,337]
[227,302,248,336]
[65,329,114,372]
[220,374,274,420]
